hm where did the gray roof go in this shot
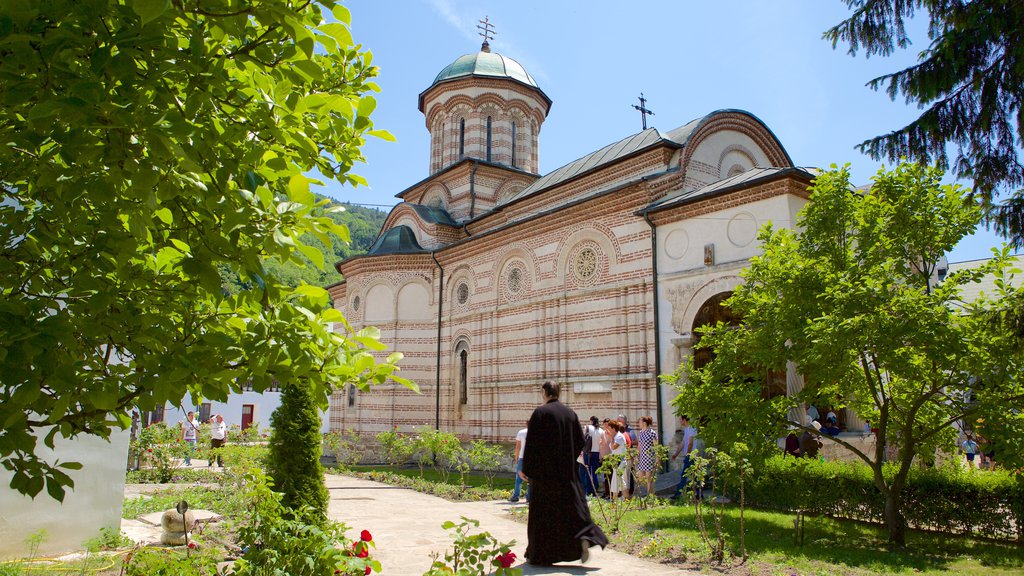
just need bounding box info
[367,225,426,256]
[501,128,681,205]
[410,204,457,226]
[648,167,814,211]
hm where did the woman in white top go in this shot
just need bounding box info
[607,420,629,500]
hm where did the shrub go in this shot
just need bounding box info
[465,440,505,489]
[267,383,329,523]
[324,428,366,468]
[375,428,415,467]
[131,423,187,482]
[741,455,1024,541]
[423,518,520,576]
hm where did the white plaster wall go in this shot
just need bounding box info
[654,193,807,440]
[162,390,329,435]
[0,427,130,559]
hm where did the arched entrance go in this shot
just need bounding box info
[691,292,785,399]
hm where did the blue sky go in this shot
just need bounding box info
[320,0,1008,263]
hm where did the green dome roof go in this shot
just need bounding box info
[431,50,539,88]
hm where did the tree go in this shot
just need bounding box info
[668,162,1024,545]
[0,0,412,500]
[267,382,330,523]
[826,1,1024,245]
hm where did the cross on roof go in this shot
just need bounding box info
[477,16,495,51]
[632,93,655,130]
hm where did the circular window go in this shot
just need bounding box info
[352,295,361,311]
[507,267,523,293]
[456,282,469,305]
[569,243,601,286]
[575,247,597,280]
[502,261,528,301]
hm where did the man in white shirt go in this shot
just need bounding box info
[670,415,697,499]
[510,423,529,503]
[209,414,227,467]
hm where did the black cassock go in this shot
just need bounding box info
[522,398,608,565]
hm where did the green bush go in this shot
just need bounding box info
[741,455,1024,540]
[374,428,415,466]
[267,383,329,523]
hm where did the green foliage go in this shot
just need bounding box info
[231,466,378,576]
[465,440,505,489]
[742,455,1024,541]
[423,518,521,576]
[267,383,330,523]
[84,526,134,552]
[124,547,220,576]
[324,428,367,468]
[825,1,1024,245]
[345,468,513,502]
[374,428,415,467]
[218,199,388,294]
[131,423,188,483]
[0,0,412,499]
[668,162,1024,544]
[413,426,462,483]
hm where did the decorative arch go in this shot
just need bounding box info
[493,246,535,303]
[446,264,476,309]
[672,275,744,335]
[717,144,758,179]
[420,182,451,209]
[397,280,433,320]
[679,110,793,186]
[452,336,472,407]
[494,178,531,204]
[554,225,622,279]
[363,282,396,323]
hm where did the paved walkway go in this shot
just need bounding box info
[324,473,702,575]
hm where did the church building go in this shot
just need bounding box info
[327,39,816,444]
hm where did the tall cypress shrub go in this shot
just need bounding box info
[268,382,329,522]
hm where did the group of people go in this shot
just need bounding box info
[511,412,664,504]
[180,411,227,467]
[960,434,998,470]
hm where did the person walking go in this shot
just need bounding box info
[209,414,227,467]
[181,411,199,466]
[521,381,608,566]
[510,423,529,503]
[961,435,979,469]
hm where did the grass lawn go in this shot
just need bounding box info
[347,464,516,491]
[605,500,1024,576]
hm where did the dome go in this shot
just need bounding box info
[430,50,539,89]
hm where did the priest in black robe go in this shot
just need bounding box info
[521,381,608,565]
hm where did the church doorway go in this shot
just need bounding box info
[690,291,785,400]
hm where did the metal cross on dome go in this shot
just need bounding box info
[477,16,495,51]
[633,93,655,130]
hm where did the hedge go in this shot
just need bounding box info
[737,456,1024,541]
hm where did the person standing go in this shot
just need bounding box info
[209,414,227,467]
[181,411,199,466]
[961,435,979,469]
[670,415,697,499]
[510,423,529,503]
[522,381,608,566]
[634,416,658,497]
[579,416,602,496]
[598,418,613,498]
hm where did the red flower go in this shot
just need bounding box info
[495,551,516,568]
[360,529,372,542]
[364,566,371,575]
[147,448,153,453]
[334,571,341,575]
[352,541,369,558]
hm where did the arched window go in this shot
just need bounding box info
[347,383,356,407]
[511,121,517,167]
[458,118,465,158]
[459,349,468,404]
[486,116,492,162]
